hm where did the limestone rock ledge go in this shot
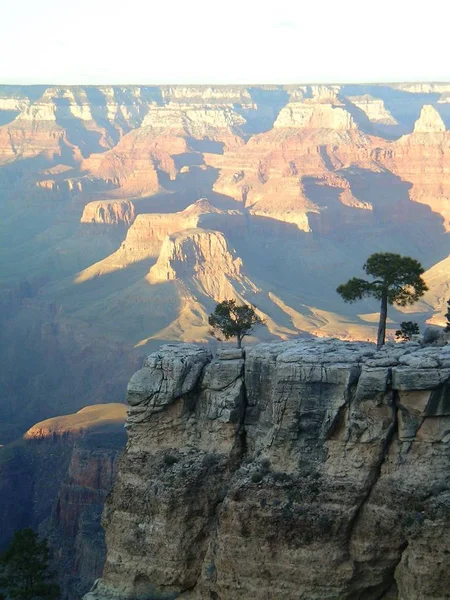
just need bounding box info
[85,339,450,600]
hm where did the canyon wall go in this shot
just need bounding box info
[1,83,450,438]
[1,84,449,599]
[0,405,127,599]
[86,340,450,600]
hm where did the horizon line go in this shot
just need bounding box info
[2,80,450,88]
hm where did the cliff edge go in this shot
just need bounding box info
[85,339,450,600]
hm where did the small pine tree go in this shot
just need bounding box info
[445,299,450,332]
[395,321,420,341]
[208,300,263,348]
[0,529,60,600]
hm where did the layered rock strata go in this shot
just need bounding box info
[47,429,127,599]
[0,405,127,599]
[86,340,450,600]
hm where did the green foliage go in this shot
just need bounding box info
[162,454,178,467]
[445,299,450,332]
[337,253,428,306]
[337,253,428,349]
[251,471,263,483]
[259,458,271,473]
[395,321,420,341]
[208,300,264,348]
[0,529,59,600]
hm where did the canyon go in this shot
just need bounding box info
[85,339,450,600]
[1,85,450,441]
[1,83,450,597]
[0,404,127,599]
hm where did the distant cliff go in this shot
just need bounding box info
[2,83,450,446]
[86,340,450,600]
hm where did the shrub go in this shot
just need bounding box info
[251,471,263,483]
[395,321,420,341]
[163,454,178,467]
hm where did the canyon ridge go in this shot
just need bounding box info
[1,83,450,441]
[0,84,450,597]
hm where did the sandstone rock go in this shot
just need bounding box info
[215,347,244,360]
[202,355,245,422]
[76,199,229,284]
[0,405,127,600]
[80,200,135,226]
[127,343,212,424]
[274,101,356,130]
[85,339,450,600]
[392,367,450,390]
[423,325,448,345]
[413,105,446,133]
[348,94,398,125]
[147,228,259,303]
[354,366,390,399]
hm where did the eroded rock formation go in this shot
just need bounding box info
[80,200,136,226]
[86,340,450,600]
[0,405,127,599]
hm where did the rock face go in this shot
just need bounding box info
[0,405,127,599]
[148,228,250,296]
[80,200,136,225]
[413,105,446,133]
[86,340,450,600]
[420,254,450,326]
[47,429,127,599]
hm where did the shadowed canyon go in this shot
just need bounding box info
[0,83,450,598]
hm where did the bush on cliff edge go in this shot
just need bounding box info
[0,529,59,600]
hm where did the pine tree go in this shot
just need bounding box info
[337,253,428,349]
[0,529,60,600]
[209,300,264,348]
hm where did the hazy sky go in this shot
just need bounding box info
[1,0,448,84]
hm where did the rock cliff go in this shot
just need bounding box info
[47,428,127,599]
[80,200,136,226]
[86,340,450,600]
[0,405,127,599]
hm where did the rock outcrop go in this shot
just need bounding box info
[74,200,237,283]
[413,105,446,134]
[80,200,136,226]
[47,427,127,599]
[86,340,450,600]
[147,228,254,298]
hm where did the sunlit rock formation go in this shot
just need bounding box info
[1,82,450,443]
[80,200,136,225]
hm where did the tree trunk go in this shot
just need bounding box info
[236,335,242,349]
[377,291,388,350]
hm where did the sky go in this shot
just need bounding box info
[1,0,448,85]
